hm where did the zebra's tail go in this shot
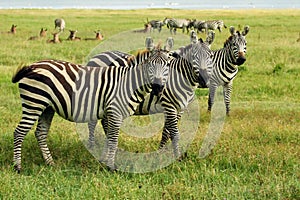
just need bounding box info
[12,64,34,83]
[224,24,227,29]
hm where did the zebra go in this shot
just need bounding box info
[163,17,192,34]
[147,19,164,33]
[207,25,250,116]
[190,19,206,33]
[54,18,65,32]
[204,20,227,33]
[190,30,198,44]
[12,41,171,172]
[87,35,214,161]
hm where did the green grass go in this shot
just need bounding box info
[0,9,299,199]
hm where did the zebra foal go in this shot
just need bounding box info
[12,43,171,172]
[208,25,250,115]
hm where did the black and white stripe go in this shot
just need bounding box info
[54,18,65,32]
[204,20,227,33]
[208,25,249,115]
[163,17,192,34]
[12,45,171,172]
[87,35,214,160]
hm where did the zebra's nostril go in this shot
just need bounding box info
[151,83,164,96]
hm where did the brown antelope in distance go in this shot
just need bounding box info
[133,23,151,33]
[47,32,61,43]
[28,28,48,40]
[84,30,104,41]
[9,24,17,34]
[67,30,81,41]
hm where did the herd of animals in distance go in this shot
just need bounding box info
[2,17,228,44]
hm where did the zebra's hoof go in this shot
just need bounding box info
[107,165,118,173]
[13,165,21,174]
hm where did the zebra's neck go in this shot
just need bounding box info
[113,64,153,117]
[213,47,238,71]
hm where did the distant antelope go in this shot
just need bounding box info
[84,30,104,41]
[54,18,65,32]
[47,32,61,43]
[9,24,17,34]
[133,23,151,33]
[28,28,48,40]
[67,30,81,41]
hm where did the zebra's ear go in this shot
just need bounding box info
[145,37,154,51]
[242,25,250,36]
[229,26,235,35]
[164,37,174,51]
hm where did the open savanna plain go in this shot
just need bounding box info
[0,9,299,199]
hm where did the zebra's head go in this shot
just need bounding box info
[226,25,250,66]
[143,42,172,96]
[192,37,214,88]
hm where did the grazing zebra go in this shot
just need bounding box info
[147,19,164,32]
[87,35,214,160]
[54,18,65,32]
[204,20,227,33]
[163,17,192,34]
[12,42,171,172]
[190,19,206,33]
[207,25,250,116]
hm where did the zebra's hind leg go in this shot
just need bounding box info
[34,107,55,166]
[13,110,43,173]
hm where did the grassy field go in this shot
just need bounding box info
[0,8,299,199]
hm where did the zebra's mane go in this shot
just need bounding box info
[223,36,234,48]
[126,44,163,65]
[127,49,149,65]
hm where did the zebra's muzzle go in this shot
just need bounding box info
[151,83,164,96]
[197,73,208,88]
[235,53,246,66]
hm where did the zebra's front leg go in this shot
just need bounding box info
[208,83,218,113]
[165,111,181,160]
[99,118,109,164]
[223,82,233,116]
[87,120,98,149]
[34,107,55,166]
[158,112,182,150]
[158,126,170,149]
[105,114,122,171]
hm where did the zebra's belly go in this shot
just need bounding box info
[70,91,104,123]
